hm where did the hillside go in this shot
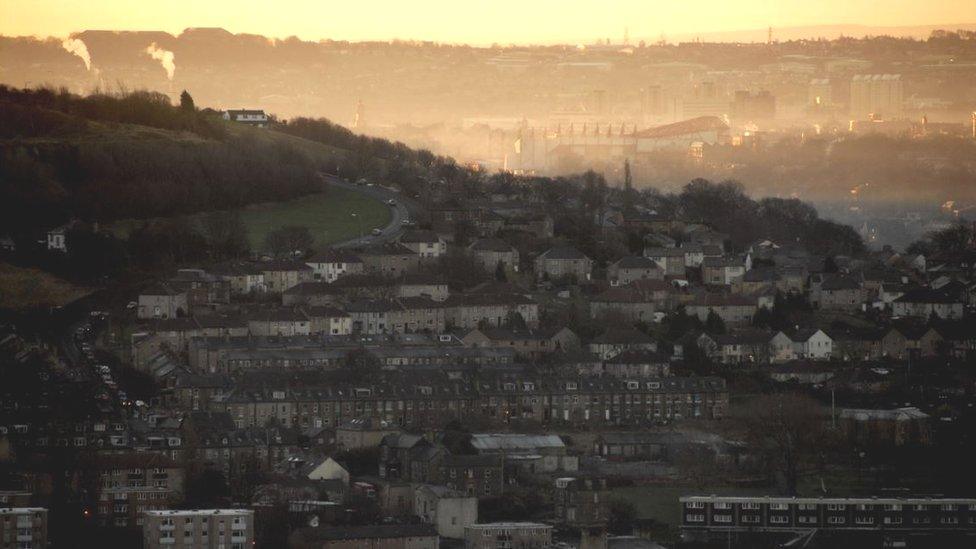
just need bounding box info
[0,86,355,235]
[0,263,89,310]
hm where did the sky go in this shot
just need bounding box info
[2,0,975,44]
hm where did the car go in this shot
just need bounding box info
[371,228,382,236]
[387,199,396,206]
[401,219,410,225]
[356,178,367,186]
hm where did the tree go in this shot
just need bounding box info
[179,90,195,111]
[453,219,476,247]
[735,393,827,494]
[494,260,507,282]
[427,250,489,291]
[928,223,973,256]
[607,499,638,535]
[622,158,637,215]
[705,309,727,334]
[265,225,314,257]
[504,310,527,331]
[823,255,839,273]
[334,447,380,477]
[202,211,250,260]
[182,469,230,508]
[338,347,381,384]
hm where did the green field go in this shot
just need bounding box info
[0,263,90,311]
[111,187,390,251]
[235,188,390,249]
[613,484,771,525]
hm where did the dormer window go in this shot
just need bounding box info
[566,382,578,391]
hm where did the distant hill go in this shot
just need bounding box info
[666,23,976,43]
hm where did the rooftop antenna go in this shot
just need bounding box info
[768,26,773,45]
[624,26,630,45]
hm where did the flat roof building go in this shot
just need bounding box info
[142,509,253,549]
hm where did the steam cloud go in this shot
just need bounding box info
[61,38,91,71]
[145,43,176,80]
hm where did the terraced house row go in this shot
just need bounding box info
[207,375,729,430]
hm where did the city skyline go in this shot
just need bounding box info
[3,0,976,45]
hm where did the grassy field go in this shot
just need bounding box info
[613,484,771,525]
[235,188,390,249]
[0,263,90,311]
[111,186,390,251]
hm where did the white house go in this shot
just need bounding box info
[415,484,478,539]
[223,109,269,127]
[769,329,833,363]
[768,331,796,363]
[46,227,67,252]
[305,249,364,282]
[399,230,447,259]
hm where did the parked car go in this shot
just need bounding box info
[372,228,382,236]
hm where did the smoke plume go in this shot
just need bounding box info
[145,43,176,80]
[61,38,91,71]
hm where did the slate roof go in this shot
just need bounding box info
[470,238,516,253]
[539,246,589,261]
[306,249,362,264]
[821,275,861,291]
[613,256,661,270]
[591,327,655,345]
[470,433,565,451]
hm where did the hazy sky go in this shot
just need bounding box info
[3,0,975,44]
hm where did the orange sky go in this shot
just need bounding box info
[2,0,975,44]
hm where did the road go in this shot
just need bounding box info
[321,174,422,249]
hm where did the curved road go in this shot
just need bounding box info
[322,174,423,249]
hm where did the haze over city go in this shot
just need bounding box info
[3,0,976,44]
[4,2,976,549]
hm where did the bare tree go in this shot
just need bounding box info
[734,393,826,495]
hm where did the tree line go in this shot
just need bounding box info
[0,87,322,234]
